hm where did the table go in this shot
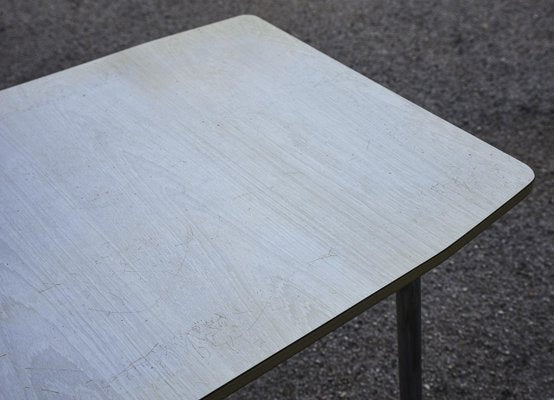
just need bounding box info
[0,15,533,400]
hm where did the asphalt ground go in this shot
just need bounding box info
[1,1,552,399]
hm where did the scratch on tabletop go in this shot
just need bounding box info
[110,343,159,382]
[41,388,60,394]
[38,283,61,293]
[309,248,337,264]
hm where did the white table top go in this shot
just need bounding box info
[0,15,533,400]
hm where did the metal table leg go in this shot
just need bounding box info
[396,278,422,400]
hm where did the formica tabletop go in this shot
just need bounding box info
[0,15,533,399]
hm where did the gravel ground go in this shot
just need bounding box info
[1,1,552,399]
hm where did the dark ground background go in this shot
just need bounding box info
[1,1,552,399]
